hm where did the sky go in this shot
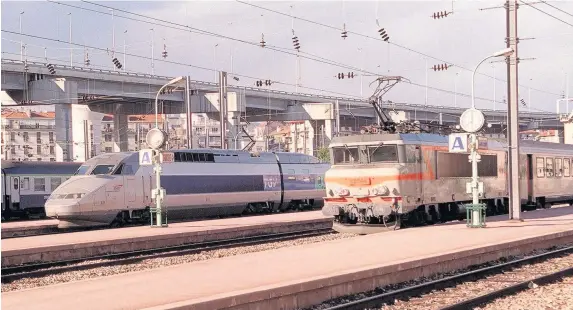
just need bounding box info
[1,0,572,115]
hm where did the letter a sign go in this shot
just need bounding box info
[139,149,154,166]
[448,133,468,153]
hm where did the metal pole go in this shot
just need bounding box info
[154,150,163,226]
[506,0,521,220]
[359,48,363,97]
[425,57,428,105]
[470,133,480,226]
[185,76,192,149]
[19,11,24,61]
[335,99,341,136]
[493,64,497,111]
[454,72,458,108]
[150,29,154,75]
[111,10,115,57]
[218,71,228,149]
[69,13,73,66]
[123,30,127,72]
[528,85,531,113]
[214,44,218,82]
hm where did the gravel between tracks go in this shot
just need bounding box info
[308,244,573,310]
[476,274,573,310]
[2,232,355,292]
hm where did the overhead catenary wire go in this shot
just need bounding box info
[519,0,573,27]
[539,0,573,19]
[234,0,563,97]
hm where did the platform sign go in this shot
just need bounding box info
[448,133,469,153]
[139,149,154,166]
[161,152,174,163]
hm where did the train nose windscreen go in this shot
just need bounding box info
[48,176,112,200]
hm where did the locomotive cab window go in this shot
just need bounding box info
[564,158,571,177]
[536,158,545,178]
[368,145,398,163]
[546,158,554,177]
[556,158,563,177]
[75,165,91,175]
[332,147,359,165]
[90,165,115,175]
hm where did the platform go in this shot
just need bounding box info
[3,207,573,310]
[0,219,59,239]
[1,211,331,267]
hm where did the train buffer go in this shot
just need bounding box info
[466,203,487,228]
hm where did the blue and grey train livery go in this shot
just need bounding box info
[44,149,330,228]
[1,161,82,220]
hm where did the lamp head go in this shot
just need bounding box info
[167,76,185,86]
[492,48,514,57]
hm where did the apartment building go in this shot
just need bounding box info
[1,110,58,162]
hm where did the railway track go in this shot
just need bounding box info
[320,245,573,310]
[2,227,333,283]
[1,207,321,239]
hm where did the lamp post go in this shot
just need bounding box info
[19,11,24,61]
[465,47,514,227]
[147,76,185,227]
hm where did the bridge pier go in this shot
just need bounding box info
[112,103,129,152]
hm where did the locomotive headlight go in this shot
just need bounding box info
[372,186,390,196]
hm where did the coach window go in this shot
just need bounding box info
[536,158,545,178]
[564,158,571,177]
[34,178,46,192]
[368,145,398,163]
[555,158,563,177]
[546,158,554,177]
[51,177,62,191]
[21,177,29,190]
[405,145,421,163]
[91,165,115,175]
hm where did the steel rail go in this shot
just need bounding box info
[322,245,573,310]
[439,265,573,310]
[2,228,332,283]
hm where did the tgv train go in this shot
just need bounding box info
[1,161,82,220]
[322,133,573,232]
[45,149,330,228]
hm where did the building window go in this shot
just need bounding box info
[556,158,563,177]
[564,158,571,177]
[49,132,54,143]
[50,146,55,155]
[34,178,46,192]
[37,145,42,155]
[11,147,15,155]
[36,132,41,143]
[104,134,112,142]
[50,158,56,162]
[105,147,113,153]
[10,132,15,142]
[23,132,29,142]
[37,158,42,161]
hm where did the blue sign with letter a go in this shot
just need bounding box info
[448,133,468,153]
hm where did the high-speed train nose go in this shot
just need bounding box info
[45,201,80,218]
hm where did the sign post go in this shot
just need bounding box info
[459,108,486,228]
[145,128,168,228]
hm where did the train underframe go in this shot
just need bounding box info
[109,199,318,227]
[329,196,573,233]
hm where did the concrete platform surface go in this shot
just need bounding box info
[1,212,331,267]
[1,219,59,239]
[3,207,573,310]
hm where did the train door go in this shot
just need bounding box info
[142,175,152,206]
[11,177,20,209]
[125,177,137,205]
[527,154,534,202]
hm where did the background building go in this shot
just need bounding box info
[1,109,58,161]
